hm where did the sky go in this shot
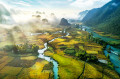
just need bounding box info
[1,0,111,19]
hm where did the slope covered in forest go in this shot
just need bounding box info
[82,0,120,35]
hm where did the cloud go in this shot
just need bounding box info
[67,0,73,2]
[0,0,112,19]
[13,1,31,7]
[70,0,111,10]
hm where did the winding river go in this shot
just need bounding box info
[38,42,58,79]
[32,26,120,78]
[36,30,69,79]
[82,26,120,74]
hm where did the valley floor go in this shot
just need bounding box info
[0,26,119,79]
[45,28,120,79]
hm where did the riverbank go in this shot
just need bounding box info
[87,27,120,46]
[94,31,120,45]
[94,31,120,40]
[83,26,120,74]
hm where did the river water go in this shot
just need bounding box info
[36,30,69,79]
[83,26,120,74]
[38,42,58,79]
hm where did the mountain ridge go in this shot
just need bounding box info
[82,0,120,35]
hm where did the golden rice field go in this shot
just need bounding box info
[0,27,64,79]
[0,26,119,79]
[0,54,53,79]
[45,28,119,79]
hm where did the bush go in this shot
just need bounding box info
[78,52,98,62]
[59,46,67,50]
[64,48,76,55]
[4,45,14,52]
[3,44,39,55]
[107,46,111,53]
[47,46,54,52]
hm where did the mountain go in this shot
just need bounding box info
[78,10,89,20]
[82,8,99,22]
[59,18,70,26]
[82,0,120,35]
[0,4,14,24]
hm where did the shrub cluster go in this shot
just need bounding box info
[4,43,39,55]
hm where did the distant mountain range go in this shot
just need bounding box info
[0,4,14,24]
[82,0,120,35]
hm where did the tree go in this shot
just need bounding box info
[36,15,41,18]
[64,48,76,55]
[32,44,39,53]
[13,45,18,53]
[107,46,111,53]
[42,18,48,23]
[107,54,110,59]
[76,24,79,28]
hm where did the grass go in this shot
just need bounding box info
[0,56,14,70]
[44,51,54,57]
[0,26,119,79]
[94,31,120,39]
[53,54,84,79]
[0,52,53,79]
[89,63,120,79]
[7,57,36,67]
[0,66,22,75]
[86,51,98,54]
[18,60,51,79]
[57,39,79,46]
[45,28,120,79]
[65,36,72,38]
[79,46,84,50]
[43,62,53,70]
[14,59,53,79]
[83,63,102,78]
[45,51,84,79]
[0,25,63,79]
[4,75,17,79]
[0,41,13,48]
[53,38,66,42]
[108,40,120,45]
[20,56,37,60]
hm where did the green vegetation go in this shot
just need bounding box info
[82,0,120,36]
[87,33,107,47]
[107,46,111,53]
[43,62,53,70]
[0,24,119,79]
[45,28,119,79]
[64,48,76,55]
[3,44,39,55]
[0,27,62,79]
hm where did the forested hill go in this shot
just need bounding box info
[82,0,120,35]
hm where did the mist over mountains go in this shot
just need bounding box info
[78,10,89,21]
[1,0,120,35]
[0,4,14,24]
[0,4,60,25]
